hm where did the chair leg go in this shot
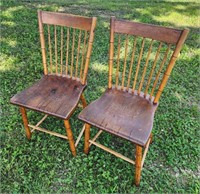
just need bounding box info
[64,120,76,156]
[135,145,143,186]
[19,107,31,140]
[84,123,91,154]
[80,94,87,108]
[150,133,153,144]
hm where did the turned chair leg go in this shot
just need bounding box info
[19,107,31,140]
[64,120,76,156]
[135,145,143,186]
[84,123,91,154]
[150,133,153,144]
[80,94,87,108]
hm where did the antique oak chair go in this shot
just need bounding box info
[78,17,189,185]
[10,11,96,156]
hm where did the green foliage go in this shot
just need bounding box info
[1,0,199,193]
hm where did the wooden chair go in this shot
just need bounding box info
[10,11,96,156]
[78,17,189,185]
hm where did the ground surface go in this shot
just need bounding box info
[0,0,199,193]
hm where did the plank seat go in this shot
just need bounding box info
[79,88,157,146]
[11,75,86,119]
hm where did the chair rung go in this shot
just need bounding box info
[75,125,85,147]
[36,114,48,127]
[89,140,135,165]
[89,130,103,147]
[31,114,48,133]
[28,124,68,140]
[141,137,151,168]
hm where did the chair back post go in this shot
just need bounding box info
[82,17,97,85]
[38,10,48,75]
[108,16,115,89]
[153,29,189,104]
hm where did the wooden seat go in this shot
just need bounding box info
[79,17,189,185]
[79,88,158,146]
[10,10,96,156]
[10,75,86,119]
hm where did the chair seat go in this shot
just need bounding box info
[10,75,86,119]
[79,89,158,146]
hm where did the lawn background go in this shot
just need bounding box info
[0,0,199,193]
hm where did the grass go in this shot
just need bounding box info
[0,0,200,193]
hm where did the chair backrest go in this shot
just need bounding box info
[108,17,189,104]
[38,10,97,85]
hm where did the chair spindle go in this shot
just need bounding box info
[66,28,70,75]
[121,35,129,90]
[60,26,63,74]
[47,25,53,74]
[138,39,154,95]
[126,37,137,90]
[108,16,115,89]
[144,42,162,97]
[80,30,88,79]
[75,30,82,78]
[132,38,145,92]
[71,29,75,77]
[150,44,171,99]
[115,34,121,88]
[54,25,58,74]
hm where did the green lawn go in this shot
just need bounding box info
[1,0,199,193]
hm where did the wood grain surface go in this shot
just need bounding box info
[11,75,86,119]
[79,88,158,146]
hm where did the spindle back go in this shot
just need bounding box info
[108,17,189,103]
[38,10,97,84]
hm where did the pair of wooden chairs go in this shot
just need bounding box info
[10,11,189,185]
